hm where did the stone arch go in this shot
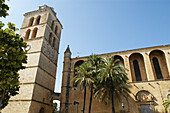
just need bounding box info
[114,55,124,65]
[39,107,45,113]
[25,29,31,40]
[135,90,156,113]
[73,60,84,87]
[149,50,169,80]
[31,27,38,39]
[28,17,34,26]
[135,90,154,102]
[35,15,41,25]
[74,60,84,75]
[129,53,147,82]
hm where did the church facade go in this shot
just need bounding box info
[60,45,170,113]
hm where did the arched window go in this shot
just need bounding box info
[114,55,124,65]
[25,29,31,40]
[133,60,142,81]
[49,33,52,45]
[28,17,34,26]
[35,16,41,25]
[39,107,44,113]
[51,21,54,31]
[152,57,163,79]
[52,37,56,47]
[129,53,147,82]
[31,28,38,39]
[149,50,169,80]
[73,60,84,87]
[55,26,58,35]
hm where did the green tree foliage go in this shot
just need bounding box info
[86,54,102,113]
[94,56,131,113]
[71,62,94,113]
[163,90,170,112]
[0,0,27,110]
[0,0,10,17]
[53,102,59,113]
[0,22,27,109]
[71,55,130,113]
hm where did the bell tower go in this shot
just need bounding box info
[2,5,63,113]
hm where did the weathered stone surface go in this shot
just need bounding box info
[36,67,55,90]
[9,84,34,100]
[38,53,57,77]
[23,52,41,67]
[19,67,38,83]
[32,84,52,105]
[2,101,32,113]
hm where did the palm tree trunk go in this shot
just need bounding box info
[111,90,115,113]
[111,80,115,113]
[83,82,86,113]
[88,85,93,113]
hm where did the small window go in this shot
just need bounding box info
[39,107,44,113]
[152,57,163,79]
[28,17,34,26]
[49,33,52,45]
[25,29,31,40]
[31,28,38,39]
[51,21,54,31]
[133,60,142,81]
[55,26,58,35]
[52,37,56,47]
[35,16,41,25]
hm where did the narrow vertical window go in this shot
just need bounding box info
[35,16,41,25]
[152,57,163,79]
[28,17,34,26]
[49,33,52,45]
[31,28,38,39]
[55,26,58,35]
[51,21,54,31]
[52,37,56,47]
[25,29,31,40]
[133,60,142,81]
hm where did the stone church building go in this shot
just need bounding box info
[60,45,170,113]
[2,5,170,113]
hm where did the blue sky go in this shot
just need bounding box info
[1,0,170,92]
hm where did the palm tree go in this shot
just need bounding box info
[87,54,102,113]
[163,90,170,112]
[71,62,94,113]
[94,56,131,113]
